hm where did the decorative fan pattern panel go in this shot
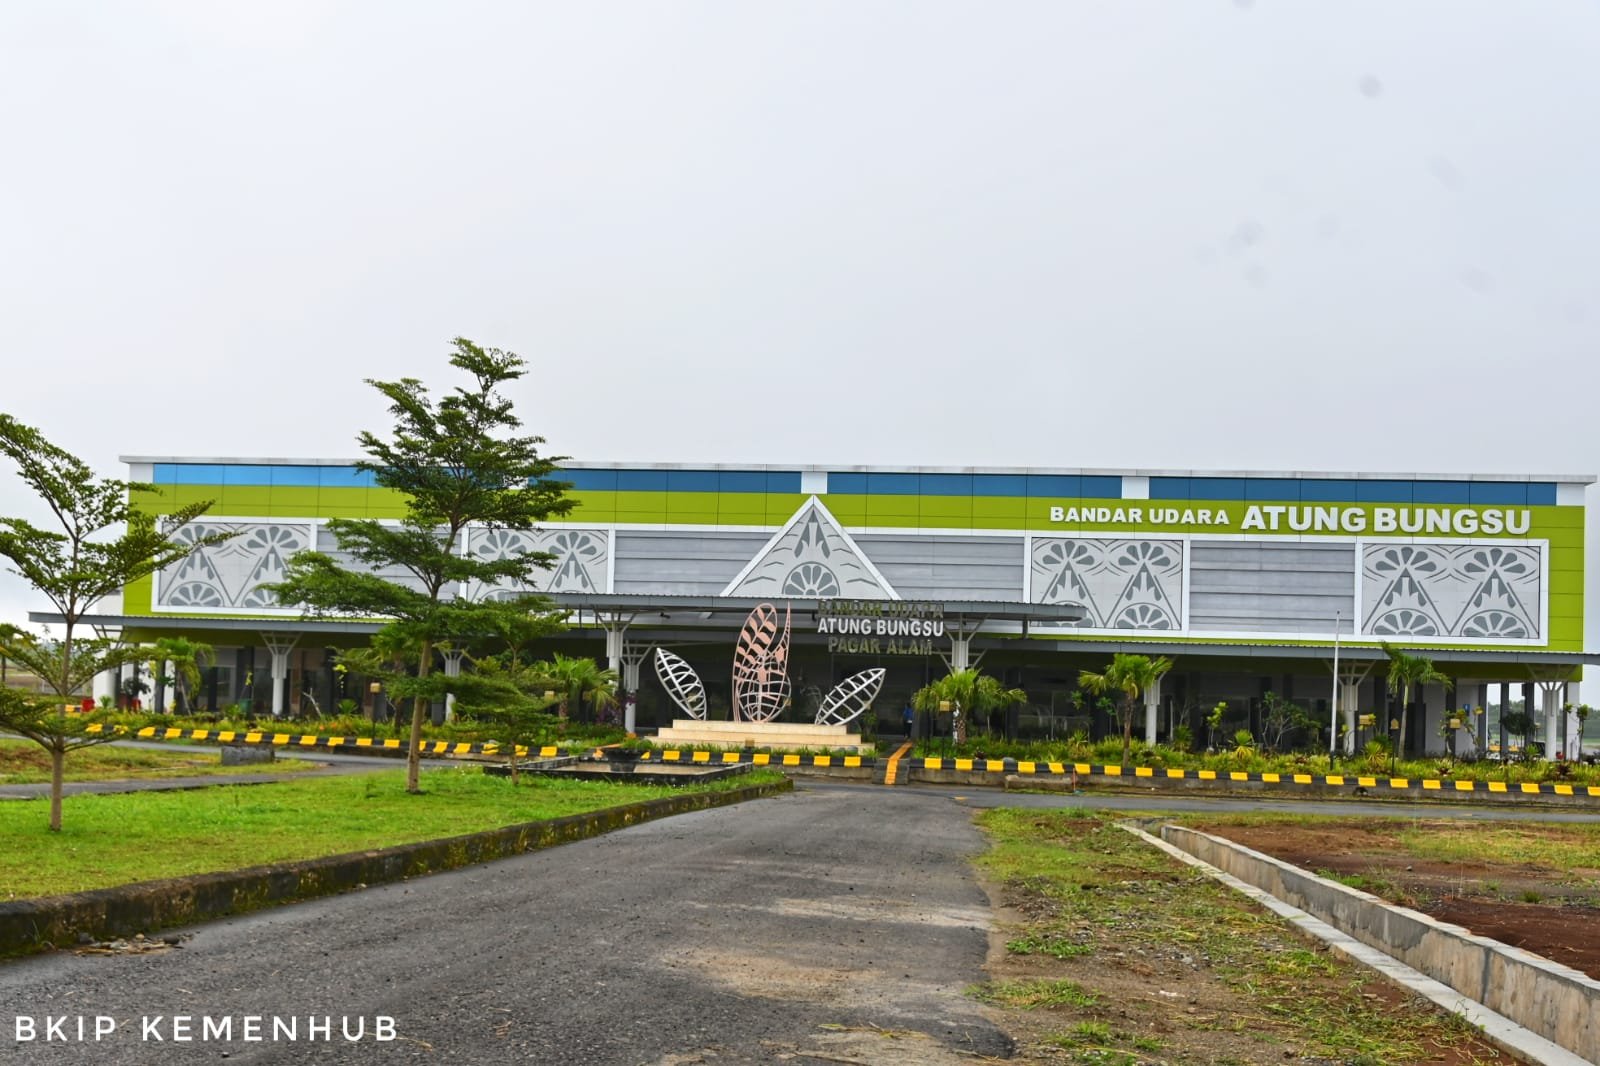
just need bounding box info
[464,527,610,600]
[156,522,313,611]
[1361,542,1542,640]
[1030,538,1183,630]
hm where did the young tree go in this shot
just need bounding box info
[455,657,561,784]
[1380,643,1453,761]
[1077,653,1174,766]
[271,339,573,793]
[150,635,214,716]
[531,653,618,724]
[1259,691,1311,754]
[911,668,1026,746]
[0,414,228,830]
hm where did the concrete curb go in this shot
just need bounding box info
[0,778,792,959]
[1120,824,1588,1066]
[1159,823,1600,1063]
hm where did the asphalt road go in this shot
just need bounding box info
[0,781,1012,1065]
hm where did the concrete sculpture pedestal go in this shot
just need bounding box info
[652,719,867,752]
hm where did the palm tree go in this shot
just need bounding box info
[1078,653,1174,766]
[531,653,618,724]
[911,669,1026,745]
[1381,643,1452,761]
[150,636,214,716]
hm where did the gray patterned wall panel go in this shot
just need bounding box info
[467,527,610,597]
[1360,542,1542,639]
[614,531,771,595]
[1188,541,1355,634]
[1031,538,1183,630]
[315,525,431,594]
[157,521,313,610]
[852,534,1023,600]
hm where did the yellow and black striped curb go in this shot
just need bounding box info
[80,727,1600,797]
[905,758,1600,797]
[635,749,877,769]
[84,723,561,759]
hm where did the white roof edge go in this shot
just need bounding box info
[118,457,1598,485]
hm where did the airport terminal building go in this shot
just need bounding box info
[79,459,1595,757]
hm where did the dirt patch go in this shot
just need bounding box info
[1194,819,1600,980]
[974,816,1512,1064]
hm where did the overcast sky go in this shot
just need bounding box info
[2,1,1597,677]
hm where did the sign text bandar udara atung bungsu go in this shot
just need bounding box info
[1048,503,1534,535]
[816,599,941,655]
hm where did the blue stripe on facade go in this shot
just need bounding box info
[826,472,868,494]
[866,472,921,495]
[615,470,669,492]
[1025,474,1078,497]
[1154,477,1554,505]
[972,474,1028,496]
[142,464,1560,506]
[1081,475,1123,498]
[665,470,719,492]
[1468,482,1526,505]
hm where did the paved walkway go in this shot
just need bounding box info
[0,782,1008,1065]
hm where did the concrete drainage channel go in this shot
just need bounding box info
[1124,822,1600,1065]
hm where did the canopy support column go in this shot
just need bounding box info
[619,641,650,734]
[260,632,300,719]
[1144,675,1162,746]
[596,611,638,730]
[442,649,465,722]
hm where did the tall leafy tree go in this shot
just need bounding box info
[1078,653,1174,766]
[0,414,228,830]
[1381,643,1452,760]
[911,668,1026,745]
[271,339,573,792]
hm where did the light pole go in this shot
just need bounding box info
[1329,611,1341,763]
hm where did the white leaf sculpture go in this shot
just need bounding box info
[653,648,707,720]
[732,603,791,723]
[815,668,886,727]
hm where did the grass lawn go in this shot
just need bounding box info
[974,808,1507,1064]
[0,739,315,785]
[0,766,785,900]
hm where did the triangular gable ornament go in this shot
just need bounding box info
[721,496,898,600]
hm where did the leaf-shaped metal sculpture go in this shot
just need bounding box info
[814,668,886,727]
[653,648,707,720]
[732,603,791,722]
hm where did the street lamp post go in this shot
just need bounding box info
[1329,611,1341,765]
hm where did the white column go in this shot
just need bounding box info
[619,644,647,734]
[1340,679,1361,754]
[261,633,299,719]
[93,667,118,706]
[442,650,464,722]
[949,632,970,673]
[1540,681,1562,760]
[1143,676,1161,746]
